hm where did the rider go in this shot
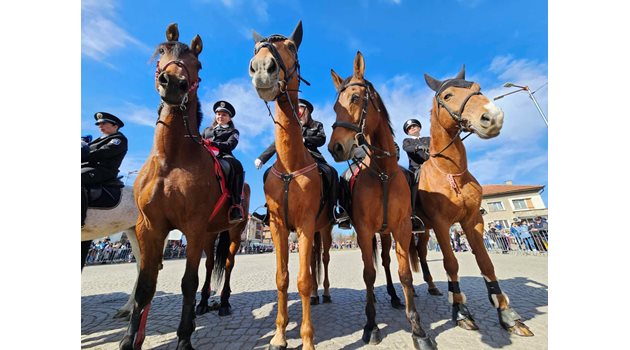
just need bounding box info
[202,100,245,224]
[402,118,430,230]
[81,112,128,226]
[253,98,347,225]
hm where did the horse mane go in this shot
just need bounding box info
[340,76,395,137]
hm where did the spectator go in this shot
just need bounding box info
[510,220,524,250]
[519,219,537,252]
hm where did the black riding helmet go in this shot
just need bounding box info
[403,119,421,134]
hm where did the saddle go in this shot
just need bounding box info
[85,177,125,209]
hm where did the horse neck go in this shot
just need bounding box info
[273,91,312,172]
[153,101,203,165]
[368,113,398,173]
[429,101,468,173]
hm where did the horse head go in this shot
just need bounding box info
[328,51,391,162]
[249,21,303,101]
[425,66,503,139]
[153,23,203,107]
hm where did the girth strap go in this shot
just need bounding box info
[379,172,391,231]
[270,162,319,229]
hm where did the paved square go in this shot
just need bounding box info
[82,249,547,349]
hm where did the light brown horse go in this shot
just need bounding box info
[328,51,435,350]
[412,66,533,336]
[119,23,251,350]
[249,21,334,350]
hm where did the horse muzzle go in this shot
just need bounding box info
[469,104,504,139]
[157,72,189,105]
[328,139,356,162]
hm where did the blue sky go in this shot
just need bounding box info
[81,0,548,214]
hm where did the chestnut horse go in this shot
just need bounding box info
[119,24,250,350]
[249,21,334,350]
[328,51,435,350]
[412,66,533,336]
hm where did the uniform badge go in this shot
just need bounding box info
[220,102,226,108]
[109,139,121,145]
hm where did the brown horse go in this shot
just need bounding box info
[119,23,251,350]
[412,66,533,336]
[249,21,334,350]
[328,51,435,350]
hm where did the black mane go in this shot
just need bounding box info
[339,77,395,137]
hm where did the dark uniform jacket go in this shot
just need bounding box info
[82,131,128,178]
[402,136,430,172]
[258,120,326,164]
[202,124,240,158]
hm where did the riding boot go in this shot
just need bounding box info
[337,176,352,230]
[411,169,423,231]
[81,186,88,227]
[228,172,244,224]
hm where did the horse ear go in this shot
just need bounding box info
[331,69,344,92]
[455,64,466,80]
[353,51,365,80]
[252,30,264,43]
[289,20,303,50]
[190,35,203,56]
[424,73,442,92]
[166,23,179,41]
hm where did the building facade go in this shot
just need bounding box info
[481,181,548,229]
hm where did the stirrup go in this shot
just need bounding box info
[411,215,425,232]
[228,205,244,223]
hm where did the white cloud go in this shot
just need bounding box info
[81,0,149,62]
[119,103,157,127]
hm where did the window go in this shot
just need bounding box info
[488,201,505,212]
[512,198,534,210]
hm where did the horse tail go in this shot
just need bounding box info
[409,234,420,273]
[212,230,230,287]
[372,235,379,272]
[313,231,322,287]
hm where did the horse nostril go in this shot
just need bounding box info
[267,59,277,74]
[249,61,256,74]
[158,73,169,86]
[179,79,188,92]
[480,113,492,125]
[333,142,344,157]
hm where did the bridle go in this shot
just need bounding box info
[430,79,482,158]
[253,35,310,125]
[331,80,393,160]
[155,52,203,145]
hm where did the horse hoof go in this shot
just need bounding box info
[506,320,534,337]
[428,287,443,296]
[310,296,319,305]
[176,339,195,350]
[195,303,209,315]
[113,309,131,319]
[412,334,437,350]
[218,305,232,316]
[322,295,332,303]
[362,325,382,345]
[457,317,479,331]
[118,336,134,350]
[391,297,405,309]
[268,345,287,350]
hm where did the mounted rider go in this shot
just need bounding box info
[202,100,245,224]
[81,112,128,226]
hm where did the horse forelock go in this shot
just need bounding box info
[339,76,394,137]
[151,42,200,67]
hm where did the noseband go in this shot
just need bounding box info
[430,79,482,157]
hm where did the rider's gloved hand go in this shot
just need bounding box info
[254,158,263,169]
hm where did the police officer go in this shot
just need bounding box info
[202,100,245,224]
[402,118,430,230]
[402,119,430,173]
[81,112,128,226]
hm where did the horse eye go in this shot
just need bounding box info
[287,43,296,53]
[159,47,165,55]
[444,93,453,100]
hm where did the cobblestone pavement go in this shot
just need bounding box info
[82,249,547,349]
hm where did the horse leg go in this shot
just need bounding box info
[195,238,216,316]
[418,229,442,296]
[432,221,478,331]
[114,229,140,320]
[310,231,321,305]
[175,231,206,350]
[296,222,316,350]
[119,221,167,350]
[269,219,290,350]
[356,228,380,345]
[461,215,534,336]
[321,225,333,303]
[392,222,436,350]
[81,240,91,270]
[219,227,242,316]
[381,234,403,309]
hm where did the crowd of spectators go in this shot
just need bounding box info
[84,237,134,265]
[483,216,548,253]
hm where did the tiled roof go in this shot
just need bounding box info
[482,184,544,197]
